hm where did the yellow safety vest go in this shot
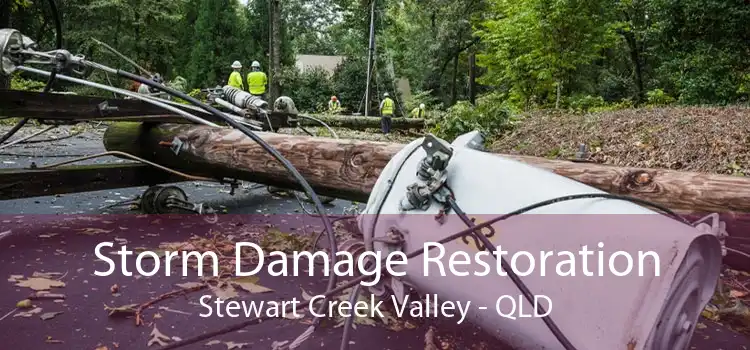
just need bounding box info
[410,107,425,118]
[227,71,243,90]
[381,98,394,115]
[246,71,268,95]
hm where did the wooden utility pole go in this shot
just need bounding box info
[103,122,750,214]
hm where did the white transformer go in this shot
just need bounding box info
[358,132,723,350]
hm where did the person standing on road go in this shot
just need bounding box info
[246,61,268,100]
[379,92,395,134]
[227,61,244,90]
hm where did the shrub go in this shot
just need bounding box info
[646,88,676,106]
[430,92,515,142]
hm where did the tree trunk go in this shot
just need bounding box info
[103,122,750,270]
[451,53,459,105]
[468,49,476,105]
[0,0,10,90]
[269,0,282,102]
[298,115,431,131]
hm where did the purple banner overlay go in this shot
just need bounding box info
[0,214,748,349]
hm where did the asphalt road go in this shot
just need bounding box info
[0,124,748,350]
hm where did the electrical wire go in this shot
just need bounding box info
[161,191,691,350]
[112,70,340,327]
[34,151,218,182]
[15,66,220,127]
[0,125,57,150]
[18,128,84,144]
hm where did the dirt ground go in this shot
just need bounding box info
[490,106,750,176]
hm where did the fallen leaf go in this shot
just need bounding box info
[45,336,63,344]
[79,228,113,235]
[210,284,239,300]
[7,274,23,282]
[270,341,289,350]
[205,340,221,346]
[94,346,109,350]
[30,292,66,300]
[40,311,63,320]
[147,326,171,347]
[696,323,707,329]
[16,299,32,308]
[225,341,248,349]
[32,271,64,279]
[730,290,748,298]
[300,288,312,301]
[175,282,205,290]
[172,337,182,342]
[38,233,59,238]
[15,277,65,291]
[104,303,138,316]
[14,307,42,317]
[231,276,273,294]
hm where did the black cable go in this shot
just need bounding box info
[163,191,687,350]
[117,70,340,318]
[449,196,572,348]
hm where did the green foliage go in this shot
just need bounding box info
[646,89,675,106]
[278,66,334,113]
[568,95,606,113]
[406,90,442,115]
[477,0,617,109]
[429,93,514,142]
[10,74,47,91]
[6,0,750,114]
[167,76,188,93]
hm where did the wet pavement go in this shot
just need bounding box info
[0,124,748,350]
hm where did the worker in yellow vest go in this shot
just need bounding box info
[410,103,426,118]
[328,96,341,113]
[246,61,268,99]
[379,92,395,134]
[227,61,243,90]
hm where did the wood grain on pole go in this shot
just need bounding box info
[103,122,750,213]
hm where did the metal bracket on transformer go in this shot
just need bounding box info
[399,134,454,213]
[691,213,729,256]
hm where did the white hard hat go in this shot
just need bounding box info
[383,92,389,97]
[419,103,425,109]
[231,61,242,69]
[251,61,261,68]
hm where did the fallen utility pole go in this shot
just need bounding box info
[299,115,431,131]
[103,122,750,268]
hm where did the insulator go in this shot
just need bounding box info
[222,85,268,110]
